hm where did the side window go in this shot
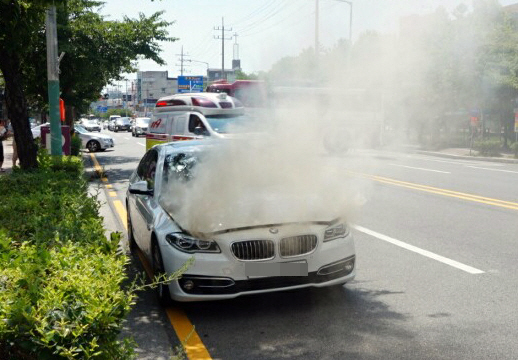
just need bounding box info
[188,114,208,135]
[137,150,158,189]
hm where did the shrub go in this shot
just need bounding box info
[0,153,136,359]
[511,142,518,158]
[71,134,82,156]
[473,139,502,157]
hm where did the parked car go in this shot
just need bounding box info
[132,117,151,137]
[81,118,101,132]
[126,140,356,303]
[74,125,114,152]
[113,117,132,132]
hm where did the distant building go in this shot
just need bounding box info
[207,68,236,83]
[137,71,178,110]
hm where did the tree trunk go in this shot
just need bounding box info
[0,50,38,169]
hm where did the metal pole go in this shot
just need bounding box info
[349,1,352,42]
[315,0,319,56]
[46,5,62,156]
[222,17,225,80]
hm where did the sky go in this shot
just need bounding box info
[99,0,518,80]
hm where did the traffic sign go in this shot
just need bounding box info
[177,76,204,93]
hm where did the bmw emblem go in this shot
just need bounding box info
[269,228,279,234]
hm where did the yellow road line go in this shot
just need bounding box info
[356,172,518,211]
[92,152,212,360]
[166,308,212,360]
[136,249,212,360]
[89,153,108,182]
[105,184,113,189]
[112,200,127,230]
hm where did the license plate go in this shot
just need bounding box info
[245,261,308,277]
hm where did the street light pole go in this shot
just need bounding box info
[334,0,353,43]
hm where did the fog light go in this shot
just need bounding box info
[344,261,354,272]
[183,280,194,290]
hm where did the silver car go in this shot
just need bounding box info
[126,140,356,303]
[74,125,114,152]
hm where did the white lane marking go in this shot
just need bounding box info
[405,155,503,167]
[389,163,450,174]
[353,225,485,274]
[466,166,518,174]
[137,143,145,147]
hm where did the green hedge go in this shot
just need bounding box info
[473,139,502,157]
[0,153,135,359]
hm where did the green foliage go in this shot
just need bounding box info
[511,142,518,158]
[23,1,177,115]
[71,134,82,156]
[473,138,502,157]
[0,154,136,359]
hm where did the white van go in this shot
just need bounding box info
[146,92,247,149]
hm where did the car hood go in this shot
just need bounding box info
[160,191,346,236]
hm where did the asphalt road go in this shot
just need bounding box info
[87,129,518,360]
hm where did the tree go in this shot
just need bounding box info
[0,0,176,169]
[0,0,49,169]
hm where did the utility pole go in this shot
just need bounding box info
[45,5,62,156]
[315,0,319,58]
[214,17,233,80]
[176,46,190,75]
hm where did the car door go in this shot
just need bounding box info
[132,149,159,256]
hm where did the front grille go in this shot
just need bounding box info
[231,240,274,261]
[280,235,317,257]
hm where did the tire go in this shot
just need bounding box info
[87,140,100,153]
[126,204,138,251]
[131,131,135,137]
[152,239,173,306]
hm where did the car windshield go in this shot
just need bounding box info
[205,114,251,134]
[117,118,131,125]
[74,125,88,134]
[85,120,97,125]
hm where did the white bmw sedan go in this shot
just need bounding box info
[126,141,356,303]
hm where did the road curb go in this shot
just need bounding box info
[415,150,518,164]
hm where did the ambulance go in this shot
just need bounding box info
[146,92,246,150]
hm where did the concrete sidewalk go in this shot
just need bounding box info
[416,147,518,164]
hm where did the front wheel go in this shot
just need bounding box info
[152,240,173,306]
[87,140,100,153]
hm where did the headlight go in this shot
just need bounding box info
[165,233,221,253]
[323,223,349,242]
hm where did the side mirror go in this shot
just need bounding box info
[128,180,154,196]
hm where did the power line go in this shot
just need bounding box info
[229,0,278,26]
[237,0,292,35]
[240,2,312,38]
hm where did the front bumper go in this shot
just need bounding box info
[100,139,114,149]
[160,232,356,302]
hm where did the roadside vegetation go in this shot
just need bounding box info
[0,151,134,359]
